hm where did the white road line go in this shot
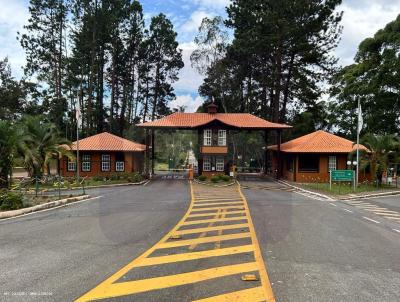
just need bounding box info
[363,209,399,214]
[343,209,353,213]
[329,203,337,207]
[392,229,400,234]
[355,205,381,209]
[372,212,400,217]
[362,216,380,224]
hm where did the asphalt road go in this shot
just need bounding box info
[1,180,399,302]
[0,181,189,302]
[241,181,400,302]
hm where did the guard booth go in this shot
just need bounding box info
[137,103,291,179]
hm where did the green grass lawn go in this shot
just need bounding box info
[301,182,396,195]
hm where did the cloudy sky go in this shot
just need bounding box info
[1,0,399,112]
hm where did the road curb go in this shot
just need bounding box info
[0,195,91,219]
[19,180,150,193]
[338,190,400,200]
[277,180,336,201]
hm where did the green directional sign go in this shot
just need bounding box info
[331,170,354,181]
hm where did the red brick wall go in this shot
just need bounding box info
[59,151,144,177]
[273,152,371,183]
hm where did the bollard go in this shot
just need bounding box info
[58,177,61,200]
[35,177,39,197]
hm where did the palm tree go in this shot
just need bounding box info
[0,121,35,188]
[359,133,400,185]
[0,121,15,188]
[19,116,73,177]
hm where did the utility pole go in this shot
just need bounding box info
[76,93,81,182]
[356,97,362,187]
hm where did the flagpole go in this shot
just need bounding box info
[356,97,360,188]
[76,93,80,182]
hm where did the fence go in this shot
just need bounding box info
[11,175,87,200]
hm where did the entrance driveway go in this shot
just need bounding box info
[0,181,189,301]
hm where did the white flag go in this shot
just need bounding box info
[357,104,363,134]
[76,100,82,127]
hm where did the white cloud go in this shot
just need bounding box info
[189,0,230,10]
[0,0,28,77]
[180,10,213,33]
[335,1,400,66]
[170,94,204,113]
[173,41,204,93]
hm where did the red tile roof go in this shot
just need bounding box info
[137,113,291,129]
[269,130,368,153]
[67,132,145,152]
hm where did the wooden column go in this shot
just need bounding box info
[277,129,282,179]
[264,130,268,174]
[151,129,155,176]
[145,129,150,177]
[197,129,203,175]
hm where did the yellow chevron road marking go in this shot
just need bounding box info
[174,223,249,236]
[79,262,259,300]
[187,210,246,218]
[76,181,275,302]
[135,245,254,267]
[191,205,246,212]
[158,232,252,249]
[183,216,247,226]
[193,201,244,207]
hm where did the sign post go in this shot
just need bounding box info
[330,170,356,192]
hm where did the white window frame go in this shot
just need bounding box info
[218,130,227,146]
[67,160,76,172]
[328,156,337,171]
[216,157,224,172]
[203,129,212,146]
[82,154,91,172]
[101,154,111,172]
[203,156,211,171]
[115,161,125,172]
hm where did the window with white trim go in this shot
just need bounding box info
[101,154,111,172]
[116,161,125,172]
[82,154,91,172]
[218,130,226,146]
[203,156,211,171]
[203,129,212,146]
[67,159,76,171]
[216,157,224,171]
[328,156,337,171]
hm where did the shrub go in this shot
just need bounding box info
[127,172,143,183]
[110,174,120,181]
[210,176,219,183]
[198,175,207,181]
[221,175,230,182]
[0,191,24,211]
[92,176,103,182]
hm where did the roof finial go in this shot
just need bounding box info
[207,97,218,114]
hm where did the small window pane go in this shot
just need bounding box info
[216,157,224,171]
[116,161,125,172]
[82,162,91,172]
[218,130,226,146]
[102,154,110,161]
[203,156,211,171]
[203,129,212,146]
[67,160,76,172]
[328,156,337,171]
[82,154,91,172]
